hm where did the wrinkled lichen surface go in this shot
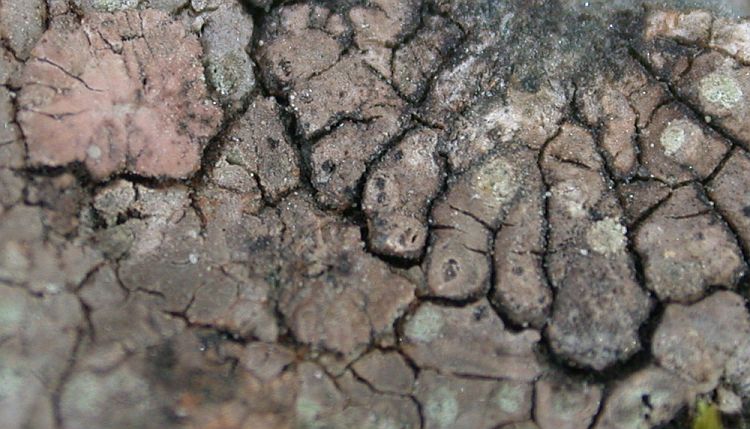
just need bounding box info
[2,0,750,428]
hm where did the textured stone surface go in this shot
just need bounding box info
[639,103,729,184]
[677,51,750,149]
[351,350,415,395]
[393,14,463,101]
[363,127,444,259]
[635,185,746,302]
[594,366,698,429]
[542,124,651,371]
[0,0,46,60]
[200,0,255,106]
[276,196,415,357]
[402,300,543,380]
[652,292,750,388]
[535,375,603,429]
[2,2,750,429]
[709,148,750,255]
[215,96,300,202]
[17,10,222,179]
[415,370,533,429]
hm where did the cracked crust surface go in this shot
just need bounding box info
[2,1,750,429]
[17,9,222,179]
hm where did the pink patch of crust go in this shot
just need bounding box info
[17,10,222,179]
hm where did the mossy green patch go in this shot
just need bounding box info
[700,73,743,109]
[693,400,723,429]
[473,157,518,208]
[296,397,322,424]
[495,382,524,414]
[660,121,687,157]
[90,0,139,12]
[425,387,459,428]
[405,305,445,343]
[586,217,627,256]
